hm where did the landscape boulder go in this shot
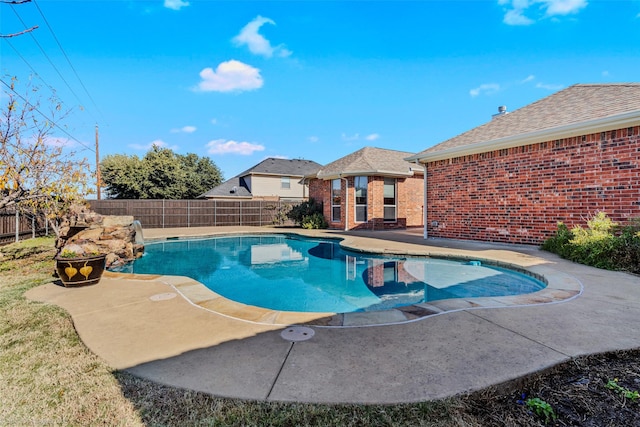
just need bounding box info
[56,205,144,268]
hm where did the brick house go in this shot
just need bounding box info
[199,158,321,201]
[406,83,640,244]
[308,147,424,230]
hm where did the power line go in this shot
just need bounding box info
[9,3,91,122]
[3,38,61,100]
[32,0,106,124]
[0,77,96,154]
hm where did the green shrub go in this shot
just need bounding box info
[287,199,323,226]
[301,212,328,229]
[541,222,572,256]
[271,204,292,226]
[542,212,640,274]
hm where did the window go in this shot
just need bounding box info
[354,176,368,222]
[383,177,396,222]
[331,179,341,222]
[281,176,290,189]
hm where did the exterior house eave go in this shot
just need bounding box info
[246,172,305,178]
[406,110,640,163]
[316,170,415,180]
[201,195,253,200]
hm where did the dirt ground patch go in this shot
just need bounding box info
[460,349,640,426]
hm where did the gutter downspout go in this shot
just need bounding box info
[340,175,348,231]
[415,161,428,239]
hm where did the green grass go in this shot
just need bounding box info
[2,237,638,426]
[0,237,466,427]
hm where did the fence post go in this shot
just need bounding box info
[15,210,19,243]
[162,199,165,228]
[259,201,262,226]
[214,200,217,227]
[187,200,190,228]
[239,200,242,226]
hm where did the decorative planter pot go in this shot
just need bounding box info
[55,254,107,287]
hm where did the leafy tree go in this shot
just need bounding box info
[0,77,92,237]
[101,145,222,199]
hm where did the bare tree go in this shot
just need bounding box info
[0,77,92,236]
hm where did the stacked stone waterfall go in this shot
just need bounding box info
[56,206,144,268]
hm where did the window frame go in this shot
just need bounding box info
[331,179,341,222]
[281,176,290,189]
[354,175,368,223]
[383,177,397,222]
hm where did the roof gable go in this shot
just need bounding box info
[239,158,322,177]
[198,176,252,198]
[408,83,640,162]
[199,157,322,198]
[315,147,421,180]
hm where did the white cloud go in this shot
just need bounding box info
[164,0,189,11]
[206,139,265,155]
[43,136,74,148]
[365,133,380,141]
[499,0,588,25]
[521,75,536,83]
[341,133,360,141]
[544,0,588,16]
[536,82,564,90]
[232,16,292,58]
[171,126,197,133]
[469,83,501,97]
[504,8,534,25]
[129,139,178,151]
[308,136,319,143]
[195,60,263,93]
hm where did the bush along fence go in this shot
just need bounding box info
[88,199,301,229]
[0,209,49,245]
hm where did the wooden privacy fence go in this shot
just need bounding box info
[89,199,300,229]
[0,210,49,245]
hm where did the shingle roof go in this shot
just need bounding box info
[315,147,422,180]
[408,83,640,161]
[238,157,322,177]
[198,176,252,199]
[199,157,322,198]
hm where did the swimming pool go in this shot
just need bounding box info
[114,234,546,313]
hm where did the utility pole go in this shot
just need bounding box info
[95,124,101,200]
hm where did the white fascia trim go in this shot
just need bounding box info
[316,170,414,180]
[407,110,640,163]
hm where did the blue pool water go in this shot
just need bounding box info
[113,234,546,313]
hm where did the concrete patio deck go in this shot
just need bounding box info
[26,227,640,404]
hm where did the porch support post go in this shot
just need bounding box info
[340,175,348,231]
[422,162,428,239]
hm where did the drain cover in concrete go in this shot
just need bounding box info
[280,326,315,342]
[149,292,177,302]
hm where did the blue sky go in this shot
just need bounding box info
[2,0,640,181]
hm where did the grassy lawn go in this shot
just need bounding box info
[0,237,462,426]
[1,237,638,426]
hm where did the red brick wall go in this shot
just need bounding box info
[308,175,424,230]
[425,126,640,244]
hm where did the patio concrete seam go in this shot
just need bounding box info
[266,341,294,401]
[466,310,573,358]
[71,299,153,318]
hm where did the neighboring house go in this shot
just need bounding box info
[199,158,322,201]
[308,147,424,230]
[406,83,640,244]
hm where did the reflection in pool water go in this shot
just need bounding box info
[113,234,546,313]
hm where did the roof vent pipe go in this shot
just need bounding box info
[492,105,508,119]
